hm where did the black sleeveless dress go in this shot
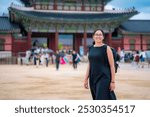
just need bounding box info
[88,45,116,100]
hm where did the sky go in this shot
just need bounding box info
[0,0,150,20]
[106,0,150,20]
[0,0,23,15]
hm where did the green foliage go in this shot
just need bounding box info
[58,42,63,50]
[43,43,47,48]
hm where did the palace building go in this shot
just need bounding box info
[1,0,150,56]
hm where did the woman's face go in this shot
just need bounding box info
[93,30,104,43]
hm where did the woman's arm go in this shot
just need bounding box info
[84,62,90,89]
[107,46,116,91]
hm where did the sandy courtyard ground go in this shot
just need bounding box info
[0,63,150,100]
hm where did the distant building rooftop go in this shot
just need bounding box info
[120,20,150,34]
[0,16,20,33]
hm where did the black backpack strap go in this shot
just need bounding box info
[111,47,117,61]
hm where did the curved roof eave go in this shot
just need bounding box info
[9,7,138,24]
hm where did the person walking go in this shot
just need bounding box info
[45,53,49,67]
[139,50,146,68]
[55,50,60,70]
[134,51,140,68]
[84,29,117,100]
[72,50,78,69]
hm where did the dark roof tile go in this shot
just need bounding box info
[22,11,137,22]
[120,20,150,33]
[0,16,20,32]
[9,7,138,23]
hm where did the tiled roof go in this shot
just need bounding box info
[120,20,150,33]
[0,17,20,32]
[9,7,138,23]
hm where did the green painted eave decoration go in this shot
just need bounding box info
[0,30,19,34]
[0,32,10,34]
[18,14,134,24]
[126,34,138,36]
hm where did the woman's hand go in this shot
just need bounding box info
[84,79,89,89]
[110,82,115,91]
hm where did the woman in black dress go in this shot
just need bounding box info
[84,29,117,100]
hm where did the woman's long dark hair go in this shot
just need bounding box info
[92,29,105,45]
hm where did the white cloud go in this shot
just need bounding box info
[105,5,114,10]
[105,4,133,10]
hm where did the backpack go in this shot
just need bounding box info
[111,48,120,73]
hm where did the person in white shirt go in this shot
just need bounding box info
[120,49,125,62]
[45,53,49,67]
[140,50,146,68]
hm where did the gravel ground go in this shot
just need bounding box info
[0,62,150,100]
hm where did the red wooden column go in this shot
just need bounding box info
[73,34,82,53]
[122,35,125,50]
[54,0,57,10]
[73,34,77,51]
[83,31,87,55]
[27,31,32,50]
[108,32,112,47]
[11,32,14,55]
[54,31,59,52]
[101,0,104,11]
[81,2,85,11]
[48,33,54,50]
[140,34,143,50]
[47,34,51,49]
